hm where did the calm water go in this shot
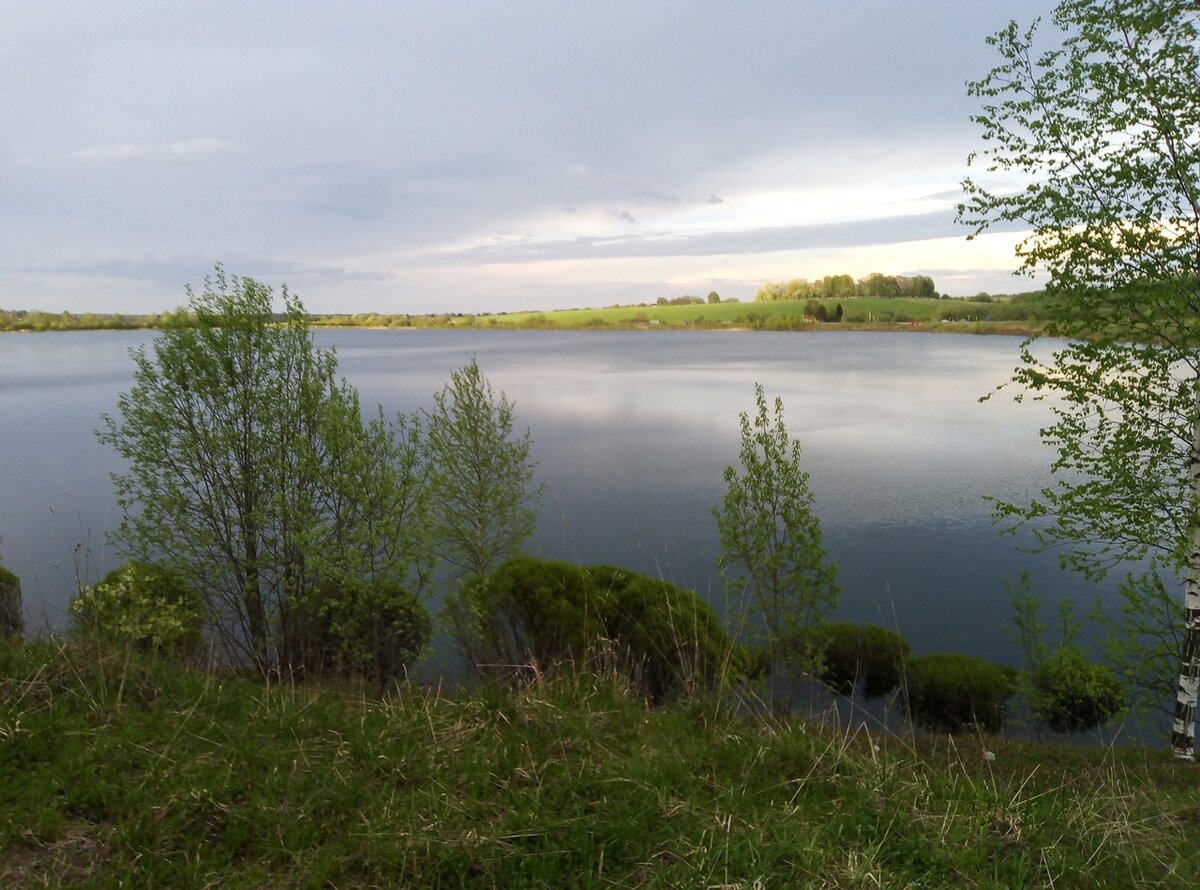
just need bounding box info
[0,328,1108,666]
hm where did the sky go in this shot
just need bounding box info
[1,1,1060,315]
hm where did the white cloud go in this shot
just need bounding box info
[66,137,235,164]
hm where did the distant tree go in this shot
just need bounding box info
[857,273,900,297]
[707,291,721,304]
[833,303,844,322]
[910,275,937,297]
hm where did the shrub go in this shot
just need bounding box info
[590,566,737,702]
[282,579,430,691]
[330,580,429,693]
[460,557,607,673]
[70,561,204,658]
[903,653,1017,733]
[819,623,910,699]
[450,557,739,701]
[1030,647,1125,733]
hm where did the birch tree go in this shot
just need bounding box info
[959,1,1200,758]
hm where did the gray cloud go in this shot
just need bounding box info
[0,0,1058,312]
[437,210,1030,265]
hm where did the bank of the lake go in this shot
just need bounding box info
[3,292,1049,335]
[1,638,1195,888]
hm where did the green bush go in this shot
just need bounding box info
[327,579,430,691]
[590,566,737,702]
[903,653,1017,733]
[451,557,739,701]
[0,563,23,640]
[462,557,607,673]
[70,561,204,658]
[1030,648,1125,733]
[282,578,429,690]
[819,623,910,699]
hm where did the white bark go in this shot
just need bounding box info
[1171,389,1200,760]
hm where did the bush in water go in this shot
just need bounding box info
[818,622,911,699]
[903,652,1017,734]
[1031,647,1125,733]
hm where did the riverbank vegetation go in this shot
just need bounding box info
[3,637,1199,887]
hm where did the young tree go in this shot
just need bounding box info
[959,1,1200,757]
[98,267,430,675]
[424,357,542,578]
[714,384,839,697]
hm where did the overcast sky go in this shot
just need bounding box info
[2,1,1059,314]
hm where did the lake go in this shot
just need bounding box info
[0,328,1107,667]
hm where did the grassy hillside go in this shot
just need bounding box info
[5,293,1050,335]
[406,293,1050,334]
[2,639,1196,887]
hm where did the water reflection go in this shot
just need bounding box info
[2,329,1101,668]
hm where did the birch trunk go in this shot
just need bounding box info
[1171,388,1200,760]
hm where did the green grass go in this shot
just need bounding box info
[434,295,1047,334]
[2,639,1196,887]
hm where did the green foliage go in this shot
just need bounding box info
[817,622,911,699]
[714,384,838,696]
[1008,576,1126,734]
[961,0,1200,757]
[755,272,936,301]
[589,565,736,701]
[425,357,542,578]
[1031,648,1125,734]
[318,579,430,693]
[2,640,1194,887]
[458,557,602,673]
[70,562,204,658]
[0,564,21,641]
[903,653,1017,734]
[97,266,430,675]
[449,557,738,701]
[1095,568,1183,718]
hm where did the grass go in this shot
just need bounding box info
[387,294,1047,335]
[2,638,1198,887]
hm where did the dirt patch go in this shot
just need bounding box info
[1,824,111,886]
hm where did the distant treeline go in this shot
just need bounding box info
[755,272,939,301]
[0,308,193,332]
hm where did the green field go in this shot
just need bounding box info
[4,293,1050,335]
[431,293,1048,333]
